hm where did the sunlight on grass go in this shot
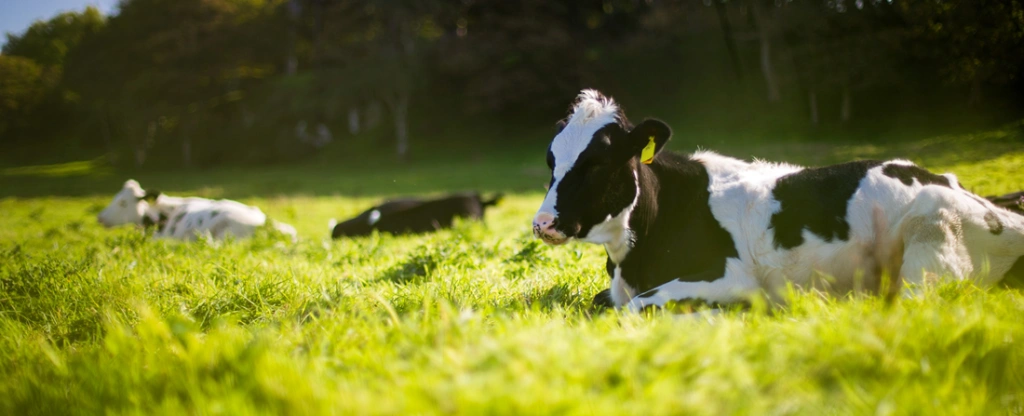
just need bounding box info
[1,126,1024,414]
[1,158,111,178]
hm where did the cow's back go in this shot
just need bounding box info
[700,156,987,296]
[153,198,267,240]
[373,194,485,234]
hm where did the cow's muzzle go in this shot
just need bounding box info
[533,212,569,245]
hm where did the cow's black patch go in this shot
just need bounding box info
[591,289,614,310]
[197,218,203,227]
[142,190,161,201]
[984,212,1004,235]
[142,212,169,230]
[636,288,659,299]
[331,193,501,238]
[210,210,220,217]
[882,164,951,188]
[614,152,740,294]
[675,269,728,283]
[156,213,168,232]
[770,160,883,250]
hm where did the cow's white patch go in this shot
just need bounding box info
[610,267,636,306]
[626,259,758,312]
[536,90,621,219]
[368,210,382,225]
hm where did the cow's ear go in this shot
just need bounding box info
[626,119,671,164]
[142,190,161,201]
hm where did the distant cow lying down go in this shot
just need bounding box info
[330,193,502,238]
[97,179,297,241]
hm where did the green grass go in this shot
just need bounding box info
[2,124,1024,415]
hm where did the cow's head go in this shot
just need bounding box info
[533,90,671,245]
[97,179,159,228]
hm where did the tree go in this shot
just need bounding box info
[779,0,902,124]
[301,0,450,161]
[0,56,52,137]
[1,7,105,142]
[2,7,105,68]
[63,0,285,167]
[896,0,1024,106]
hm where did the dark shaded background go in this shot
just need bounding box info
[2,0,1023,170]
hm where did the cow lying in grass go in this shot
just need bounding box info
[331,193,502,238]
[532,89,1024,312]
[97,179,297,241]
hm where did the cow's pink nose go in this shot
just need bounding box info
[533,212,555,231]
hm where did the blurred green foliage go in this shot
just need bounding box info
[1,0,1023,169]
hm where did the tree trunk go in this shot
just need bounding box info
[286,0,301,75]
[713,0,743,80]
[750,1,780,102]
[123,113,145,168]
[135,147,146,168]
[311,1,326,66]
[809,90,819,125]
[98,111,116,165]
[181,122,192,168]
[968,77,983,107]
[348,107,360,135]
[182,138,192,168]
[392,93,410,161]
[840,86,851,123]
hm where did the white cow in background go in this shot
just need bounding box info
[97,179,297,241]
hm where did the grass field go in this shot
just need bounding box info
[3,124,1024,415]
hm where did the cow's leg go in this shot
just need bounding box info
[897,187,1024,293]
[624,264,759,313]
[897,209,971,292]
[591,289,614,310]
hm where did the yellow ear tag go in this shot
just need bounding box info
[641,136,656,164]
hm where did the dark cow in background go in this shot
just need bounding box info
[989,191,1024,215]
[532,89,1024,312]
[331,193,502,238]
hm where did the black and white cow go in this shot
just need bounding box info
[331,193,502,238]
[97,179,297,241]
[532,89,1024,312]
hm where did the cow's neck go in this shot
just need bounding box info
[140,205,166,230]
[602,163,660,265]
[613,154,736,294]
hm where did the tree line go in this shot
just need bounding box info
[2,0,1023,168]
